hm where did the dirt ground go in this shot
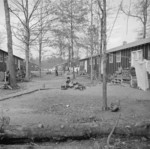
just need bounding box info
[0,72,150,148]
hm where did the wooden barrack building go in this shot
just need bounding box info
[79,37,150,76]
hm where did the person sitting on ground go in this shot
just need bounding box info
[66,77,71,87]
[61,77,71,90]
[66,77,74,88]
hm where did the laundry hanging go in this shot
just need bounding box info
[146,60,150,74]
[134,60,149,91]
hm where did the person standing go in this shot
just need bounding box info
[55,69,58,76]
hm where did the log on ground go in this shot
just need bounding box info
[0,122,150,143]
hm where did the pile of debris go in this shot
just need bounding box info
[61,77,86,91]
[111,68,131,85]
[110,100,120,112]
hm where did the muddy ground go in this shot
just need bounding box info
[0,72,150,148]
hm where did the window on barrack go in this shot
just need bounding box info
[109,53,113,63]
[0,52,3,62]
[116,52,121,63]
[15,57,18,64]
[80,61,84,66]
[4,54,7,62]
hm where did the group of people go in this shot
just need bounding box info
[61,77,86,90]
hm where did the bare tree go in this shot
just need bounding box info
[36,0,51,77]
[90,0,94,82]
[3,0,17,89]
[121,0,150,39]
[9,0,41,81]
[38,1,43,77]
[96,6,103,82]
[51,0,88,77]
[31,0,59,77]
[70,0,75,79]
[102,0,107,110]
[97,0,108,110]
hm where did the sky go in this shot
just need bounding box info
[0,0,141,59]
[107,0,140,48]
[0,0,24,58]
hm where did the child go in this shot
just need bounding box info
[66,77,71,87]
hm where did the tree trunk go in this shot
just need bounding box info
[39,42,42,77]
[98,55,102,81]
[102,0,108,110]
[90,0,93,83]
[38,0,43,78]
[25,32,30,81]
[99,16,103,82]
[68,46,71,68]
[25,0,30,81]
[143,0,148,38]
[25,42,30,81]
[97,7,102,82]
[90,56,93,82]
[4,0,17,89]
[71,0,75,79]
[143,23,146,38]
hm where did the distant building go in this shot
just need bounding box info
[54,62,68,73]
[0,49,24,81]
[0,49,24,71]
[107,37,150,75]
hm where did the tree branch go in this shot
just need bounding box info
[28,0,41,20]
[9,8,27,27]
[97,0,103,13]
[120,3,144,24]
